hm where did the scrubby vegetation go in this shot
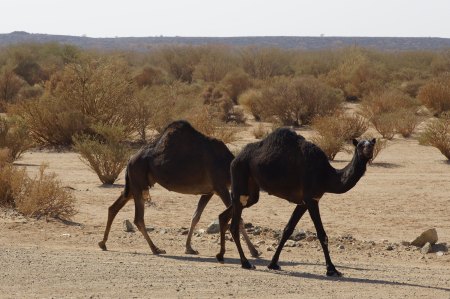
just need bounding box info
[0,152,76,219]
[419,114,450,160]
[1,42,449,217]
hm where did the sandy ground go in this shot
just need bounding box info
[1,119,450,298]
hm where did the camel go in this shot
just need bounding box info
[216,127,375,276]
[98,120,258,257]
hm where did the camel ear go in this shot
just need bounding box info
[352,139,358,147]
[371,138,376,144]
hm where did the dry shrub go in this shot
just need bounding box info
[312,134,346,161]
[360,88,418,119]
[252,123,269,139]
[240,47,293,79]
[14,164,76,219]
[73,125,132,184]
[202,85,246,124]
[0,116,33,161]
[0,160,76,219]
[239,89,264,121]
[323,48,387,100]
[0,66,25,109]
[311,113,367,160]
[187,106,238,144]
[419,114,450,160]
[11,58,136,146]
[258,76,342,126]
[395,109,421,138]
[0,150,26,207]
[220,69,252,103]
[11,96,91,146]
[313,114,368,142]
[134,65,168,88]
[371,113,397,140]
[417,73,450,116]
[193,46,236,82]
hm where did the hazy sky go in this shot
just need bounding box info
[2,0,450,38]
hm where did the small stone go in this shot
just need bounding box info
[123,220,134,232]
[290,229,306,241]
[252,228,261,236]
[421,242,432,254]
[244,222,253,229]
[411,228,438,247]
[198,229,205,234]
[206,219,220,234]
[285,240,296,247]
[256,240,265,246]
[436,251,445,257]
[159,229,167,234]
[146,226,155,232]
[180,229,188,235]
[266,246,274,252]
[337,244,345,250]
[61,233,71,237]
[400,241,410,246]
[386,245,394,251]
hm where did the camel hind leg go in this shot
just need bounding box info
[185,193,214,254]
[98,191,132,251]
[132,189,166,254]
[215,187,260,258]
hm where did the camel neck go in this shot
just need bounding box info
[327,152,368,194]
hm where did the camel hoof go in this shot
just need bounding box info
[185,248,199,255]
[241,261,255,270]
[267,263,281,271]
[216,253,225,263]
[98,241,107,251]
[153,248,166,255]
[250,250,262,258]
[326,269,343,277]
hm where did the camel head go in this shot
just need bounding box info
[352,138,376,160]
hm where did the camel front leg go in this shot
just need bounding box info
[306,199,342,277]
[268,204,307,270]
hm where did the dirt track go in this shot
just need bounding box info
[1,123,450,298]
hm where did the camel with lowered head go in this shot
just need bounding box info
[98,120,258,257]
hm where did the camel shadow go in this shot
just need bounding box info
[99,184,125,189]
[102,250,449,291]
[13,162,40,167]
[159,254,450,292]
[369,162,402,168]
[267,269,450,292]
[158,254,370,271]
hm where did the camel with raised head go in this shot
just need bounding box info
[216,127,375,276]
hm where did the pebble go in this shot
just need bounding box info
[337,244,345,250]
[386,245,394,251]
[123,220,134,232]
[436,251,445,257]
[420,242,432,254]
[285,240,296,247]
[267,246,274,252]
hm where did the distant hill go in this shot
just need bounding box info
[1,31,450,51]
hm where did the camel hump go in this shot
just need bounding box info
[263,127,304,149]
